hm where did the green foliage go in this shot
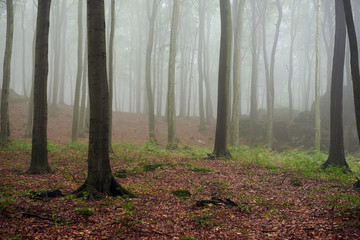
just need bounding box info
[194,211,215,228]
[0,139,31,152]
[142,163,164,172]
[74,207,94,217]
[290,176,303,187]
[327,191,360,217]
[172,189,191,199]
[191,166,212,172]
[181,237,198,240]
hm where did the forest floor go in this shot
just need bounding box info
[1,92,360,239]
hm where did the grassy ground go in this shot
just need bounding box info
[1,140,360,239]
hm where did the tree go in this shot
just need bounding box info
[315,0,321,151]
[108,0,115,152]
[73,0,134,198]
[343,0,360,144]
[212,0,232,158]
[167,0,180,149]
[0,0,14,145]
[322,0,349,169]
[249,0,260,145]
[267,0,282,149]
[27,0,52,174]
[230,0,245,146]
[287,0,299,120]
[71,0,84,143]
[145,0,160,142]
[197,0,206,131]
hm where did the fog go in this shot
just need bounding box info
[0,0,358,151]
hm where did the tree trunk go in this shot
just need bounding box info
[27,0,52,174]
[343,0,360,144]
[0,0,14,145]
[322,0,349,169]
[71,0,84,142]
[145,0,160,142]
[167,0,180,149]
[212,0,232,158]
[267,0,282,149]
[73,0,134,199]
[230,0,245,146]
[315,0,321,151]
[197,0,206,131]
[249,0,259,145]
[108,0,115,152]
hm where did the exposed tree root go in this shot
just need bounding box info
[72,177,136,199]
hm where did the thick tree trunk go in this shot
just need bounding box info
[0,0,14,145]
[322,0,349,169]
[28,0,52,174]
[73,0,134,198]
[343,0,360,144]
[212,0,232,158]
[167,0,180,149]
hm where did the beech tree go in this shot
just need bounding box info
[322,0,349,169]
[0,0,13,145]
[230,0,245,146]
[167,0,180,149]
[73,0,134,198]
[27,0,52,174]
[145,0,161,142]
[212,0,232,158]
[71,0,84,143]
[343,0,360,144]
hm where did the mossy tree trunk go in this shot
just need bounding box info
[0,0,14,145]
[73,0,134,198]
[212,0,232,158]
[322,0,349,170]
[28,0,52,174]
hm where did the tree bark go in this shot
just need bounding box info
[230,0,245,146]
[73,0,134,198]
[322,0,349,169]
[343,0,360,144]
[167,0,180,149]
[0,0,14,145]
[315,0,321,151]
[197,0,206,131]
[212,0,232,158]
[267,0,282,149]
[108,0,115,152]
[28,0,52,174]
[71,0,84,142]
[145,0,160,142]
